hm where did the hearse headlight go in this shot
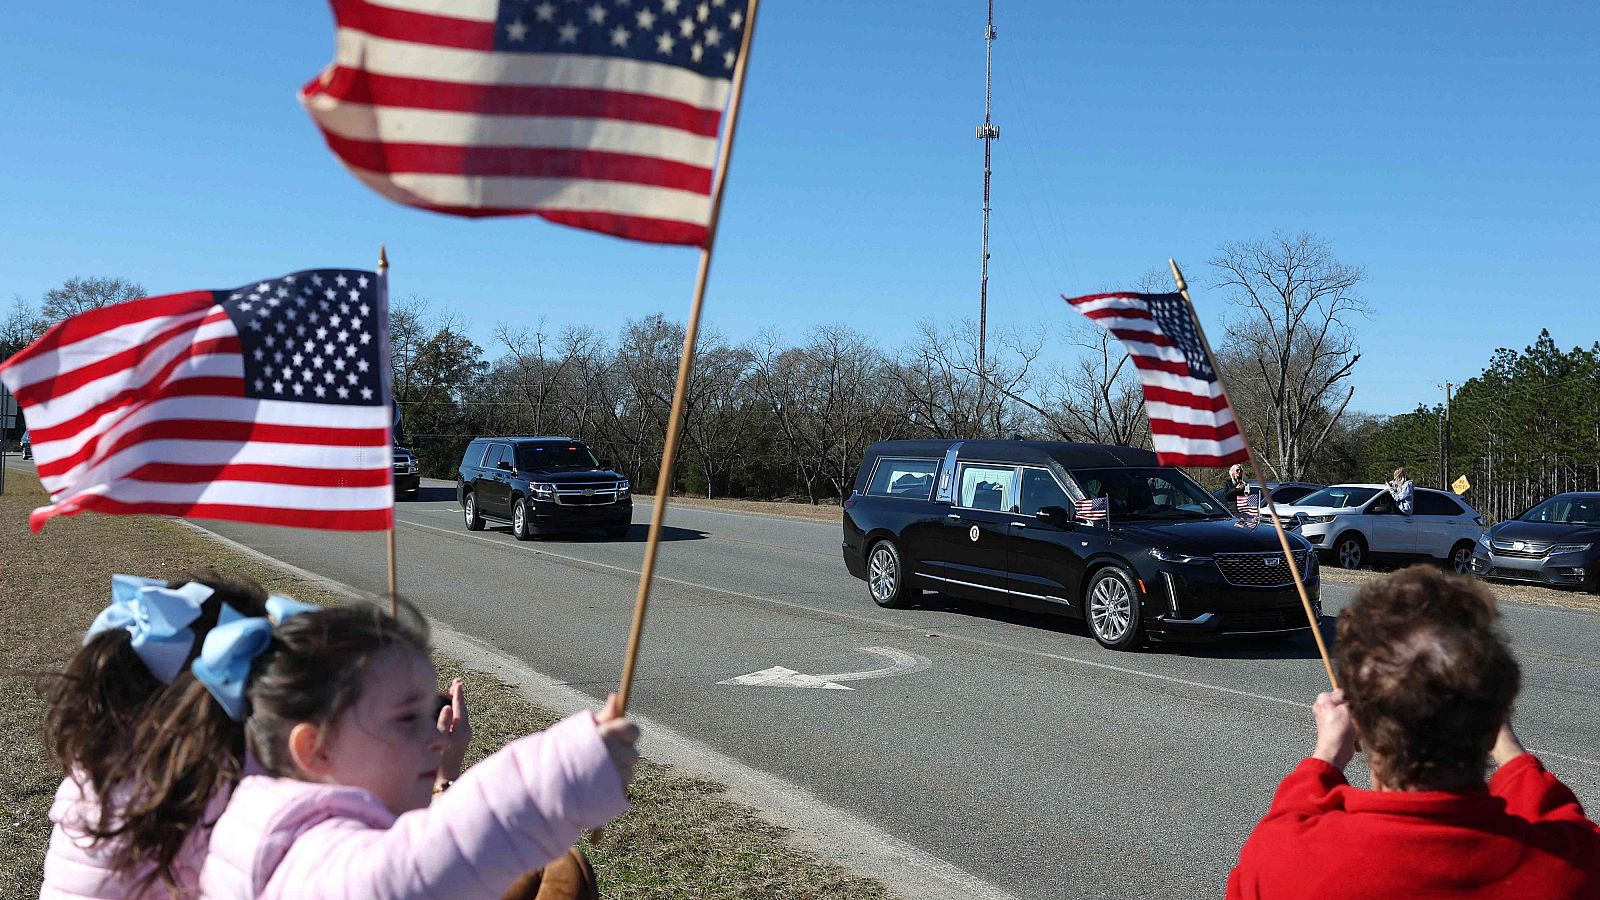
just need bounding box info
[531,482,556,499]
[1548,543,1592,556]
[1150,548,1210,565]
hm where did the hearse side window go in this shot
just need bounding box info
[1018,467,1070,516]
[956,464,1017,512]
[866,457,940,499]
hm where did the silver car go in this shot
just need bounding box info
[1277,483,1485,573]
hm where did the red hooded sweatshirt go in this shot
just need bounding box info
[1228,753,1599,899]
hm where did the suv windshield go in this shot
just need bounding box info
[516,442,600,471]
[1070,467,1232,520]
[1297,486,1379,509]
[1518,494,1600,526]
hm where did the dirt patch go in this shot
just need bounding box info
[0,469,891,900]
[1317,567,1600,613]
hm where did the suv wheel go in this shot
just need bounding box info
[1448,540,1474,575]
[512,498,535,541]
[1086,567,1143,651]
[867,540,913,609]
[463,492,484,531]
[1334,533,1366,570]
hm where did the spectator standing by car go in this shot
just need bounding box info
[1228,567,1600,899]
[1386,467,1414,516]
[1219,464,1249,505]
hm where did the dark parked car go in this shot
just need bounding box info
[457,437,632,540]
[1211,480,1323,509]
[393,445,421,499]
[842,440,1321,651]
[1471,492,1600,593]
[19,430,30,460]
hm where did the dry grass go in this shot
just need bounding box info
[0,468,891,900]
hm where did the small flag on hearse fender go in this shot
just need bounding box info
[0,270,394,533]
[1075,496,1109,523]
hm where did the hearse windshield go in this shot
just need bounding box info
[1070,467,1232,521]
[516,441,600,471]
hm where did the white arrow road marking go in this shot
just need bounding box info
[719,647,932,690]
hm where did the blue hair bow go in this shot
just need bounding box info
[86,574,215,684]
[191,596,319,721]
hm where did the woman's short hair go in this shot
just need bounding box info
[1336,567,1519,790]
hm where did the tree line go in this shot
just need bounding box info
[5,236,1592,519]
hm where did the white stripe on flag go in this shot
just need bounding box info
[20,340,241,432]
[0,308,220,395]
[348,168,714,219]
[365,0,499,21]
[1152,432,1246,458]
[1146,401,1238,427]
[61,479,394,512]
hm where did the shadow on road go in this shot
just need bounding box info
[477,524,707,543]
[901,591,1337,661]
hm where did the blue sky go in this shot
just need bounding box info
[3,1,1596,416]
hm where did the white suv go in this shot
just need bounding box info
[1276,484,1485,574]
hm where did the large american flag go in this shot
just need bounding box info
[0,271,393,533]
[300,0,749,245]
[1063,292,1248,468]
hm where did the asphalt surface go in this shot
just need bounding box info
[18,466,1600,899]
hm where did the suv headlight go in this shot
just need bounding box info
[1299,514,1335,525]
[406,460,419,474]
[531,482,556,498]
[617,479,631,493]
[1150,548,1210,564]
[1548,543,1592,556]
[1477,533,1492,548]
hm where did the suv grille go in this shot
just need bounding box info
[1223,606,1313,633]
[550,481,626,506]
[1491,539,1550,559]
[1214,551,1310,587]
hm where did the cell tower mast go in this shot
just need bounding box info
[976,0,1000,388]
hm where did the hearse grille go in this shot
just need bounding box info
[1214,550,1310,587]
[1222,606,1313,633]
[550,481,626,506]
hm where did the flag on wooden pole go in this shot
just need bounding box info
[0,270,394,533]
[300,0,751,246]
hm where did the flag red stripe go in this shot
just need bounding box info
[1153,449,1252,467]
[1111,327,1174,348]
[0,292,216,368]
[1063,292,1144,306]
[1149,417,1242,441]
[320,133,713,192]
[1078,306,1153,322]
[1142,386,1231,412]
[14,327,236,408]
[320,71,724,137]
[32,495,392,533]
[534,209,709,245]
[30,376,246,444]
[124,461,394,488]
[38,418,390,480]
[1128,355,1193,378]
[331,0,496,51]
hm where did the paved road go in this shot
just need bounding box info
[21,465,1599,899]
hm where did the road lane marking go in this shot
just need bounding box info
[720,647,933,690]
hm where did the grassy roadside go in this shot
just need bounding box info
[640,489,1600,614]
[0,471,892,900]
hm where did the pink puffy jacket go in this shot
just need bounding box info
[41,758,247,900]
[199,711,628,899]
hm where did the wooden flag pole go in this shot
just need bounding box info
[380,244,398,617]
[1169,259,1338,689]
[616,0,762,713]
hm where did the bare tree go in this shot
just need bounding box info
[1209,232,1366,480]
[41,276,145,324]
[890,319,1041,440]
[1,296,45,360]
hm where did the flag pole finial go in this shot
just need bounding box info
[379,244,389,271]
[379,243,397,616]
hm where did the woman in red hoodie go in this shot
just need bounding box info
[1229,566,1599,899]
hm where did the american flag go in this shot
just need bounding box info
[1075,496,1109,523]
[1237,489,1260,517]
[0,270,393,533]
[1063,292,1247,468]
[300,0,750,245]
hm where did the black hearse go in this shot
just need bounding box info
[842,440,1320,650]
[457,436,632,540]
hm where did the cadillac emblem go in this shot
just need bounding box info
[969,525,981,542]
[1264,556,1280,566]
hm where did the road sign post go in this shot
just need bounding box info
[0,383,13,496]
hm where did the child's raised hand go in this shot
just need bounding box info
[436,678,472,784]
[594,693,640,787]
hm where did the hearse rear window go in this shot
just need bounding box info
[867,457,939,500]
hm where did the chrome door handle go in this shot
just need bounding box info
[1011,522,1027,528]
[946,513,962,519]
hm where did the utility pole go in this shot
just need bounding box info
[1444,382,1453,489]
[975,0,999,394]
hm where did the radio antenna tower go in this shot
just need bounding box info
[976,0,1000,389]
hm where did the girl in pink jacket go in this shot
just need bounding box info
[41,571,271,899]
[158,598,638,899]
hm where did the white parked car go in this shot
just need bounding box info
[1276,484,1485,574]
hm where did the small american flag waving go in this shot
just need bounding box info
[1075,496,1109,523]
[300,0,751,245]
[0,270,393,533]
[1237,489,1261,517]
[1063,292,1248,468]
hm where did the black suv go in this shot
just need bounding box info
[842,439,1321,650]
[457,437,632,540]
[393,445,421,499]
